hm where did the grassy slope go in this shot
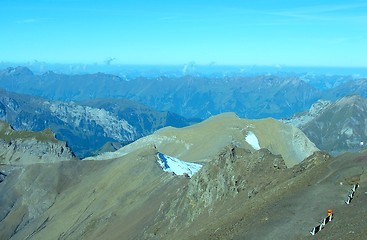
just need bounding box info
[5,143,365,239]
[1,146,186,240]
[4,114,362,240]
[91,113,318,168]
[0,121,58,143]
[201,152,366,240]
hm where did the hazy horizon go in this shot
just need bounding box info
[1,61,367,78]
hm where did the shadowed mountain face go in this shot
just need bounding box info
[283,95,367,155]
[2,67,366,120]
[0,88,194,158]
[1,112,367,239]
[117,75,323,119]
[328,79,367,100]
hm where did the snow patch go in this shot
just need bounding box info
[156,152,202,178]
[245,131,260,150]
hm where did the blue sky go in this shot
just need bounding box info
[1,0,367,66]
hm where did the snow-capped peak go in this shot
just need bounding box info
[156,152,202,178]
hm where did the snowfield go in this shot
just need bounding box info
[156,152,202,178]
[245,131,261,150]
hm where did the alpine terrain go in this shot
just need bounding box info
[0,88,194,158]
[283,95,367,155]
[2,113,366,239]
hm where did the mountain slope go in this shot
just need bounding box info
[87,112,318,167]
[0,142,182,240]
[119,75,323,119]
[165,150,367,240]
[0,67,323,119]
[0,66,124,101]
[1,113,366,239]
[0,121,75,164]
[283,95,367,155]
[0,112,318,240]
[327,79,367,100]
[1,119,366,239]
[80,98,196,134]
[2,67,367,121]
[0,88,193,158]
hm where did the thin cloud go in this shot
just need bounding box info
[216,2,367,26]
[267,2,367,22]
[16,18,38,24]
[16,18,52,24]
[291,2,367,14]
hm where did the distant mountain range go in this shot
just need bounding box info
[2,66,367,156]
[0,88,194,158]
[2,66,366,120]
[283,95,367,155]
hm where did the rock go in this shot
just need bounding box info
[0,121,76,164]
[248,187,259,198]
[0,171,6,182]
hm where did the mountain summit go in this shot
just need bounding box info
[87,112,318,167]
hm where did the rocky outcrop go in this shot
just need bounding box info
[283,95,367,154]
[0,121,75,164]
[0,171,6,182]
[47,101,137,142]
[184,146,287,219]
[0,138,75,165]
[146,145,289,237]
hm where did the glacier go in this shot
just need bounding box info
[156,152,202,178]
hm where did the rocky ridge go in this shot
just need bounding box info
[0,88,193,158]
[1,112,366,239]
[283,95,367,154]
[87,112,318,167]
[0,121,75,164]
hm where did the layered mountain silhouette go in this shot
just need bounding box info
[0,88,194,158]
[1,66,367,239]
[2,67,366,120]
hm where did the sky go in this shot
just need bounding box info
[1,0,367,67]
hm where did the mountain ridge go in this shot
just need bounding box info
[0,88,194,158]
[0,120,75,164]
[283,94,367,155]
[1,111,366,239]
[2,66,366,120]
